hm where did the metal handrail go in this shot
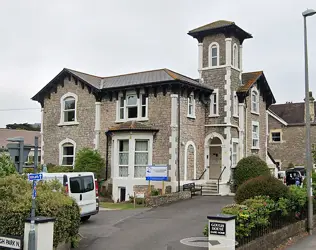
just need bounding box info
[217,166,227,193]
[195,167,208,180]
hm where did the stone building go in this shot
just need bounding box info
[32,20,276,202]
[268,92,316,169]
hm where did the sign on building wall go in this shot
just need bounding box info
[145,165,168,181]
[0,235,22,249]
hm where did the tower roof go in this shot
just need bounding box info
[188,20,252,44]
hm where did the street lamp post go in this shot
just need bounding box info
[302,8,316,235]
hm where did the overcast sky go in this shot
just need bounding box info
[0,0,316,127]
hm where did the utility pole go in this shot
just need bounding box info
[302,8,316,235]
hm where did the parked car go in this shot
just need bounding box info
[40,172,99,221]
[278,170,285,180]
[285,169,302,186]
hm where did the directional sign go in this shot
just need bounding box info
[0,235,22,249]
[28,173,43,181]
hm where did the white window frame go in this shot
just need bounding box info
[233,43,239,69]
[209,42,219,68]
[116,90,148,122]
[113,134,153,180]
[251,87,259,115]
[187,93,196,119]
[59,138,76,167]
[232,138,239,167]
[134,140,149,178]
[233,91,239,117]
[58,92,79,126]
[252,121,260,149]
[209,89,219,117]
[118,139,129,177]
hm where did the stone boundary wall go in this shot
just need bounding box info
[238,215,316,250]
[145,191,191,207]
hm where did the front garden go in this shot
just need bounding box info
[204,155,316,248]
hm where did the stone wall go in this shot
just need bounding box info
[43,76,96,165]
[245,83,267,161]
[268,114,316,169]
[238,215,316,250]
[145,191,191,207]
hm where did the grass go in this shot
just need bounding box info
[100,202,145,210]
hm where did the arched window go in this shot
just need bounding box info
[251,88,259,114]
[59,138,76,166]
[60,92,78,125]
[209,42,219,67]
[233,44,239,68]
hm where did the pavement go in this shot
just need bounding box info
[287,234,316,249]
[78,196,234,250]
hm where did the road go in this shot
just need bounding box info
[78,196,233,250]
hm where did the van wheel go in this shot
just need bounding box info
[81,216,91,222]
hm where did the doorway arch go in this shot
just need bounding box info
[205,133,224,180]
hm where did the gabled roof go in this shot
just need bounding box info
[107,121,159,132]
[237,71,276,108]
[32,68,213,104]
[267,110,288,126]
[269,102,316,125]
[188,20,252,43]
[0,129,41,148]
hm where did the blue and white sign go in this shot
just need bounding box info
[146,165,168,181]
[28,173,43,181]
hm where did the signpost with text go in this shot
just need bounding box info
[146,165,168,194]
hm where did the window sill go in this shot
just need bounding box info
[187,115,196,119]
[209,114,220,118]
[233,115,239,119]
[115,118,149,123]
[269,141,283,144]
[251,111,260,116]
[58,121,79,126]
[251,147,260,150]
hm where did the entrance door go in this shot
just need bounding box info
[119,187,126,202]
[209,146,222,180]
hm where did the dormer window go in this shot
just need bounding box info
[233,44,239,68]
[251,88,259,114]
[59,92,79,126]
[117,91,148,122]
[209,42,219,67]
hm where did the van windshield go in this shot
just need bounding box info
[70,176,94,193]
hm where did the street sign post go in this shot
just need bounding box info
[28,173,43,181]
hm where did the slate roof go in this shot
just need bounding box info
[0,129,41,148]
[188,20,252,43]
[32,68,213,102]
[239,71,263,92]
[68,68,209,90]
[269,102,316,125]
[107,121,159,132]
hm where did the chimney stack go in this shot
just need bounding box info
[305,91,315,122]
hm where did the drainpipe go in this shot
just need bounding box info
[105,132,110,180]
[245,99,248,157]
[177,86,181,192]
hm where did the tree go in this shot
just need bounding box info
[0,153,17,177]
[6,123,40,131]
[233,155,271,188]
[74,148,105,179]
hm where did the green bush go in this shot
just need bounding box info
[0,175,80,248]
[303,171,316,194]
[0,153,16,177]
[74,148,105,179]
[235,175,289,203]
[288,185,307,211]
[233,155,270,188]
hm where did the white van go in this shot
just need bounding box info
[40,172,99,221]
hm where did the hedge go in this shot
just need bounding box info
[233,155,270,188]
[0,174,80,248]
[235,175,289,203]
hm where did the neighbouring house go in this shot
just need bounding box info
[32,20,275,202]
[268,91,316,169]
[0,128,41,163]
